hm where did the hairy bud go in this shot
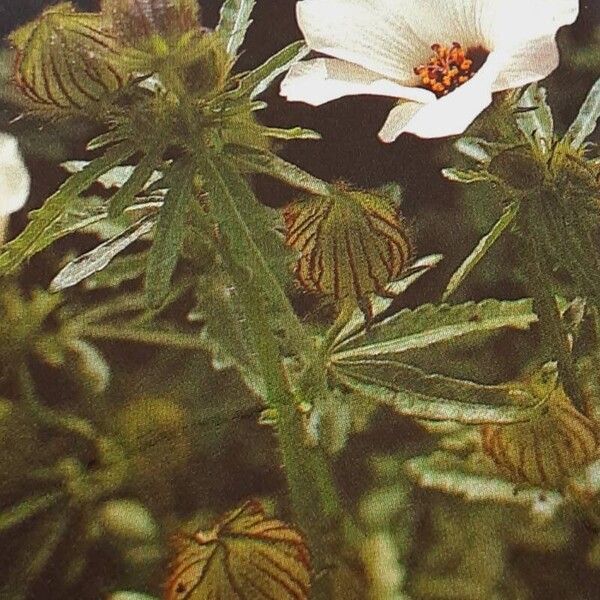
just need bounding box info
[10,2,127,114]
[482,381,599,489]
[284,187,413,318]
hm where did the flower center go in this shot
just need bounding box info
[414,43,486,97]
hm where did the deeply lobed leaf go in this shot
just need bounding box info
[217,0,256,58]
[331,299,537,361]
[331,358,542,425]
[0,141,136,275]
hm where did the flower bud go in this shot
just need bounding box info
[284,186,413,318]
[10,2,127,114]
[98,498,159,543]
[482,383,599,489]
[487,147,545,191]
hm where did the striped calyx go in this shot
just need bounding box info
[101,0,200,43]
[481,382,599,489]
[165,500,311,600]
[10,2,127,114]
[284,188,413,316]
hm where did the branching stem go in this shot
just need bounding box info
[196,150,350,598]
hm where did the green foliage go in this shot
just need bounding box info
[516,84,554,153]
[566,76,600,149]
[217,0,256,58]
[323,299,541,424]
[0,141,136,275]
[145,160,195,308]
[330,299,537,362]
[50,214,157,292]
[332,359,541,425]
[443,202,519,300]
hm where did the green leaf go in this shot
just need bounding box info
[196,151,309,362]
[50,214,157,292]
[0,141,135,275]
[331,359,542,424]
[0,491,63,533]
[78,321,211,351]
[262,126,322,141]
[333,254,444,345]
[86,130,127,151]
[454,137,513,163]
[227,145,331,196]
[245,41,310,99]
[84,253,147,289]
[331,299,537,362]
[405,451,563,511]
[454,137,493,162]
[217,0,256,57]
[61,161,164,190]
[517,84,554,153]
[145,160,195,308]
[565,77,600,149]
[442,203,519,301]
[441,168,489,184]
[188,268,265,396]
[201,152,292,287]
[221,41,309,101]
[108,146,165,217]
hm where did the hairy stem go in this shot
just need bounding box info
[522,239,586,412]
[196,151,348,597]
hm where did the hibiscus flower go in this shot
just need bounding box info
[0,133,30,240]
[280,0,579,141]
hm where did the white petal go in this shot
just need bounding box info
[296,0,425,83]
[378,102,423,143]
[0,133,30,217]
[492,35,560,92]
[380,51,508,140]
[400,0,493,53]
[281,58,434,106]
[484,0,579,47]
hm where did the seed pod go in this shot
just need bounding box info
[284,188,413,317]
[481,384,599,489]
[10,2,127,114]
[165,501,311,600]
[101,0,200,42]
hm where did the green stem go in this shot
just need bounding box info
[196,151,348,598]
[76,323,209,350]
[522,241,586,412]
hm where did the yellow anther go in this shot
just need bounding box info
[414,42,480,97]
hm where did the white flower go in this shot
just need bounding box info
[0,133,30,216]
[281,0,578,141]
